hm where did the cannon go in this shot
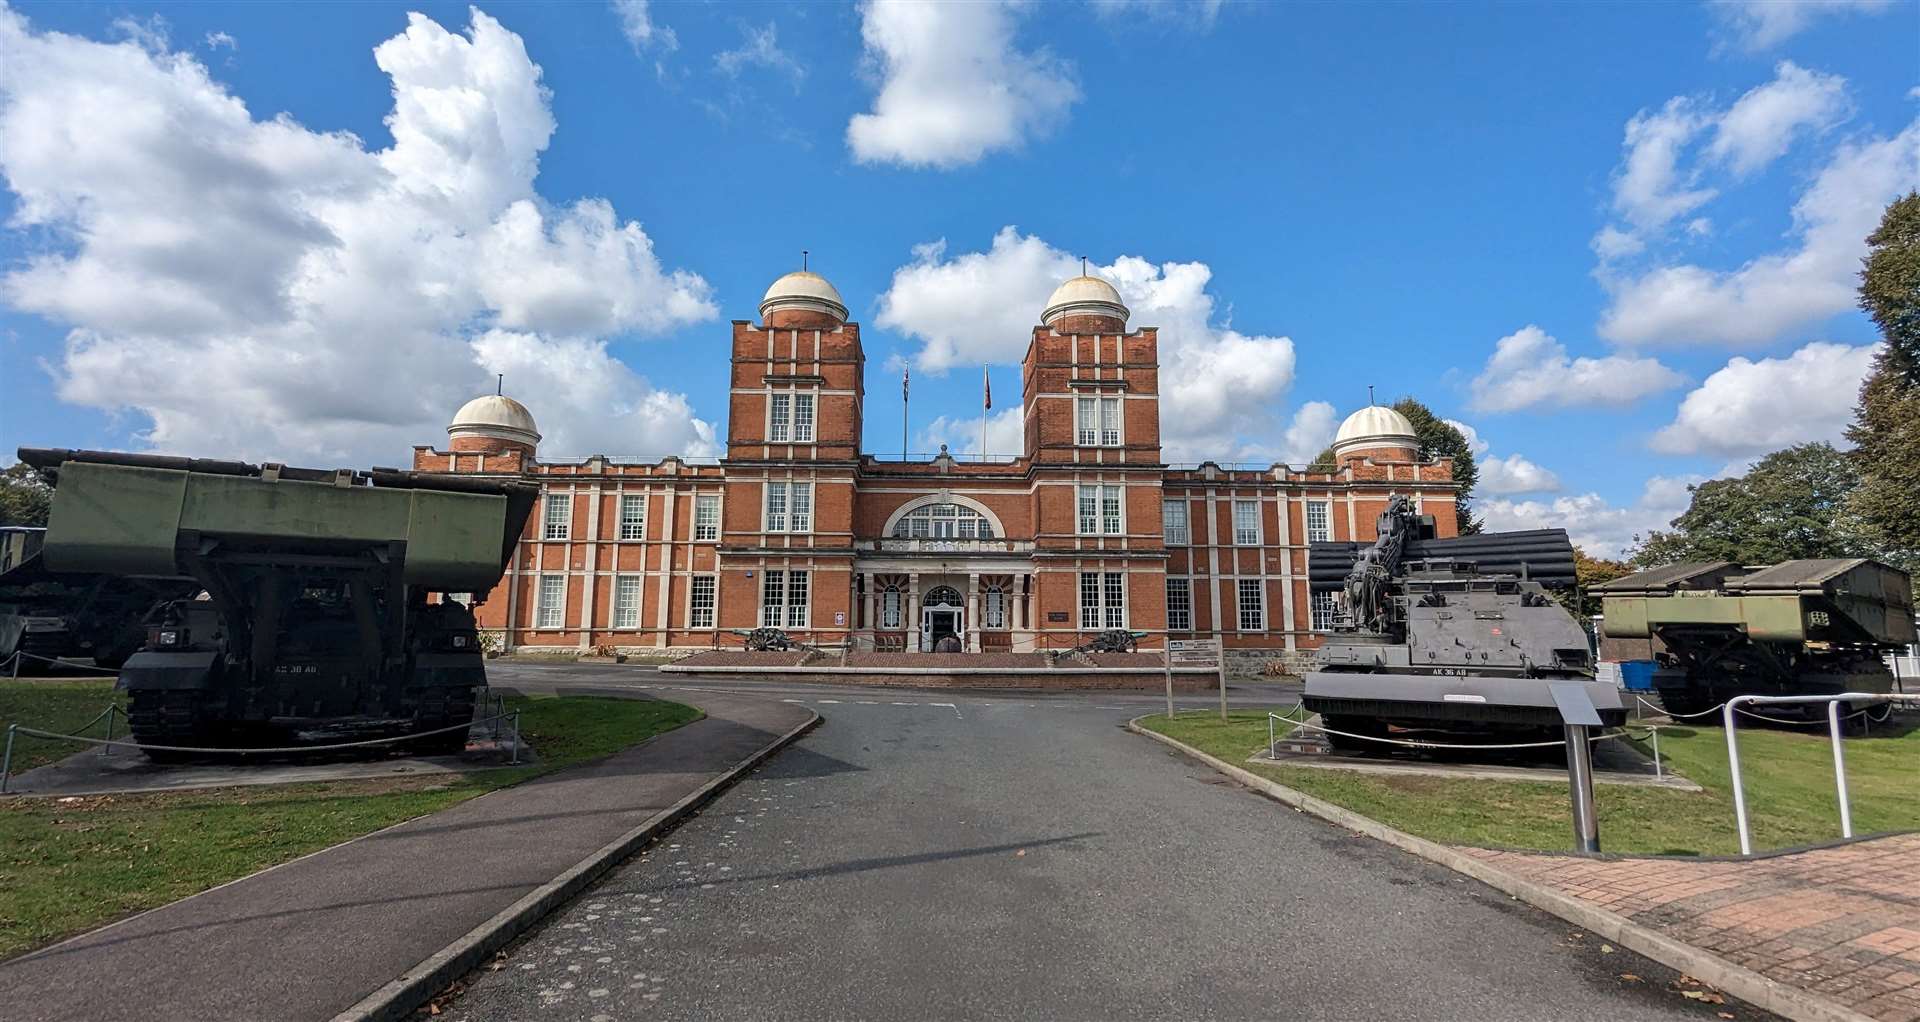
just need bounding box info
[20,448,537,758]
[1302,495,1625,747]
[1050,629,1145,662]
[1596,558,1916,719]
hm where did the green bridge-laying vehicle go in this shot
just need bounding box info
[1596,558,1917,720]
[21,448,537,758]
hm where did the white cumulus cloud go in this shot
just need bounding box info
[1709,0,1892,52]
[1649,340,1879,457]
[875,227,1299,460]
[1707,62,1851,176]
[1477,454,1562,496]
[846,0,1079,169]
[1598,118,1919,347]
[1467,325,1683,412]
[917,406,1025,459]
[0,6,718,464]
[1480,475,1702,559]
[1280,401,1338,465]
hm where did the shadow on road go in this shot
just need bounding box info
[612,831,1104,896]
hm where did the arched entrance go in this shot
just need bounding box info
[921,585,963,651]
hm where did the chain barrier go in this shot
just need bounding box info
[1266,711,1637,753]
[4,649,124,676]
[2,707,523,795]
[1631,693,1898,728]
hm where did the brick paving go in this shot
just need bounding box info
[1465,834,1920,1021]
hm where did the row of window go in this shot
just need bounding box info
[534,574,718,630]
[543,492,1343,547]
[541,494,720,542]
[871,582,1014,629]
[531,571,1337,635]
[1158,499,1334,546]
[1162,579,1339,632]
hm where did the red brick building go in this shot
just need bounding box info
[412,270,1457,655]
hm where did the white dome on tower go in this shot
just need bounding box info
[448,394,541,447]
[760,270,848,324]
[1331,404,1417,458]
[1042,274,1129,328]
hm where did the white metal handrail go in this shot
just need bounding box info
[1724,692,1920,856]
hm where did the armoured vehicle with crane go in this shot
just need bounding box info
[1302,494,1626,747]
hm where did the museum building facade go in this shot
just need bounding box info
[411,269,1458,654]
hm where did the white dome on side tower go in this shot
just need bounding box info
[1041,274,1129,328]
[1331,404,1417,458]
[449,394,541,447]
[760,270,848,324]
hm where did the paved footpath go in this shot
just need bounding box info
[445,677,1761,1022]
[1469,835,1920,1022]
[0,689,812,1022]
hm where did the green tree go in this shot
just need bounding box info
[0,462,53,527]
[1560,547,1631,619]
[1628,443,1863,567]
[1391,397,1480,534]
[1859,191,1920,387]
[1847,193,1920,588]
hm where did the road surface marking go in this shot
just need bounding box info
[930,702,962,718]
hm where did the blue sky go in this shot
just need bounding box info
[0,0,1915,554]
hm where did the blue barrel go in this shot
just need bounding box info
[1618,660,1657,691]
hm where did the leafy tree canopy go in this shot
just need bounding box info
[1629,443,1863,567]
[0,462,53,528]
[1860,190,1920,388]
[1391,397,1480,534]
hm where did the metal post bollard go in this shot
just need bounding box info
[1829,700,1853,839]
[9,651,19,679]
[1650,726,1662,780]
[510,710,522,765]
[2,723,16,794]
[102,703,115,757]
[1269,713,1276,760]
[1565,723,1601,853]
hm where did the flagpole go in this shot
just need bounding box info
[901,366,909,461]
[980,365,988,463]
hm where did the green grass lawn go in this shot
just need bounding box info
[0,691,700,959]
[1142,708,1920,857]
[0,677,127,774]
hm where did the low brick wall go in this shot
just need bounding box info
[663,651,1216,691]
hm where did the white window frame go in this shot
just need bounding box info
[760,569,809,628]
[1079,571,1126,629]
[1310,589,1338,631]
[1306,500,1332,544]
[1162,499,1189,546]
[984,585,1007,629]
[619,493,647,541]
[764,482,812,533]
[1074,395,1121,447]
[536,574,566,629]
[792,393,815,443]
[768,393,791,443]
[612,574,642,629]
[689,575,717,629]
[1237,578,1266,631]
[1078,484,1122,536]
[1166,577,1192,632]
[767,392,814,444]
[880,585,903,629]
[1233,499,1261,546]
[693,495,720,541]
[543,493,571,541]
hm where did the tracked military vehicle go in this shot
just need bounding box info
[1596,559,1915,720]
[1302,495,1626,747]
[21,448,537,758]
